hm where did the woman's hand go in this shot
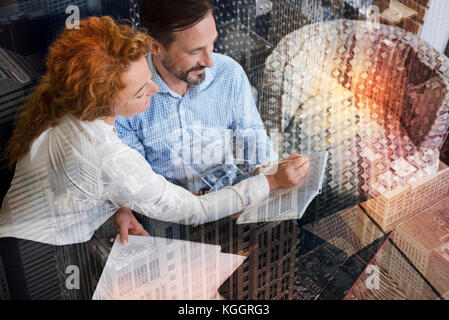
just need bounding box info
[262,153,310,191]
[110,207,150,245]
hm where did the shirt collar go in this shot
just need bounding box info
[145,53,214,98]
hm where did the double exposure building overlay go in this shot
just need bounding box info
[261,17,449,221]
[392,197,449,297]
[362,161,449,230]
[1,0,449,300]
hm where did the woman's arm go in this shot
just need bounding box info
[102,144,309,225]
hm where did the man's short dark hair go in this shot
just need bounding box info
[140,0,213,48]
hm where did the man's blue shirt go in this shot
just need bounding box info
[115,52,278,192]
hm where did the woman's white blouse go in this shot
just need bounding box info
[0,115,269,245]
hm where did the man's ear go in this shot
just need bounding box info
[148,36,163,56]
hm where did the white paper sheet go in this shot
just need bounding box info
[92,235,246,300]
[237,151,328,224]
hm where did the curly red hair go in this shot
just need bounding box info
[5,16,150,168]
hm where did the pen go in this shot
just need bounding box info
[257,156,318,169]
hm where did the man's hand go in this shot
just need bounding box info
[263,153,310,191]
[110,207,150,245]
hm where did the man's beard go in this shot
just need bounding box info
[162,58,206,85]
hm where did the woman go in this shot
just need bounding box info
[0,16,309,246]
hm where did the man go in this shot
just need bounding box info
[115,0,278,194]
[112,0,279,243]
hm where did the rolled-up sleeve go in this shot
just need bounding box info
[101,143,270,225]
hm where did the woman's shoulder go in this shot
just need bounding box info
[54,115,118,145]
[46,115,124,162]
